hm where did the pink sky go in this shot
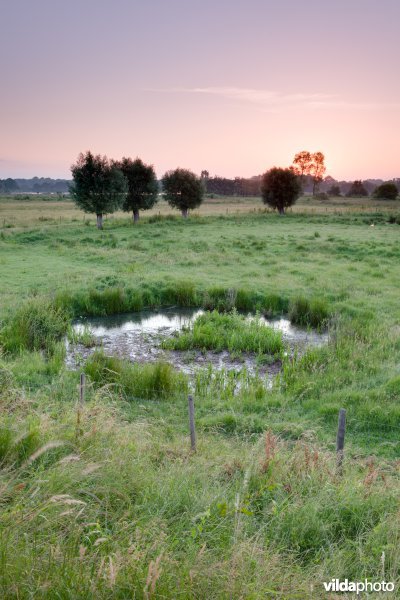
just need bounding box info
[1,0,399,180]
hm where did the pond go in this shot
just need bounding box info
[66,308,328,379]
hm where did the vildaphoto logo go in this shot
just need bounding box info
[323,579,395,594]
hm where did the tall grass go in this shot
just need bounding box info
[84,350,188,400]
[0,410,398,597]
[0,426,41,467]
[163,310,284,356]
[288,295,331,328]
[0,299,69,354]
[55,283,292,318]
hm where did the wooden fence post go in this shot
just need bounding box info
[80,373,85,407]
[336,408,346,473]
[76,373,85,436]
[188,395,196,452]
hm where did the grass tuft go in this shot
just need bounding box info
[288,296,330,329]
[163,310,284,356]
[0,299,69,354]
[84,350,188,399]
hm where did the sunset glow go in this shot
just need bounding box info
[1,0,399,180]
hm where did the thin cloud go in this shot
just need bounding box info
[182,87,332,105]
[146,86,400,111]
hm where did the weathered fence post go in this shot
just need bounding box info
[76,373,85,437]
[336,408,346,473]
[188,394,196,452]
[80,373,85,406]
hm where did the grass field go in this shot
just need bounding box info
[1,193,399,229]
[1,194,400,597]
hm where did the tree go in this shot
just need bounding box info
[346,180,368,197]
[0,178,18,193]
[205,176,235,196]
[292,150,326,194]
[327,184,341,196]
[292,150,312,189]
[310,152,326,195]
[70,151,128,229]
[115,157,158,222]
[162,168,204,218]
[373,182,398,200]
[261,167,301,215]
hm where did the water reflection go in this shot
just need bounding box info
[74,308,203,336]
[73,308,328,348]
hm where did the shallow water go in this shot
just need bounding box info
[66,308,328,378]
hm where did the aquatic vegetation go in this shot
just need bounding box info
[163,310,284,356]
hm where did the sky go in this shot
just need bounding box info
[1,0,399,180]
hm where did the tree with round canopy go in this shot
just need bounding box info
[162,168,204,218]
[373,182,398,200]
[261,167,301,215]
[70,151,128,229]
[115,157,159,222]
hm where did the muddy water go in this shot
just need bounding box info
[66,309,328,379]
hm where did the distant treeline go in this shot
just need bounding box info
[320,176,400,197]
[0,177,70,194]
[202,174,400,197]
[204,175,262,196]
[1,175,400,197]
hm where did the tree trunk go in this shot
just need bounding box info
[133,210,139,223]
[96,214,103,229]
[278,207,285,215]
[182,208,188,219]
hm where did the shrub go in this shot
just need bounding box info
[0,299,69,354]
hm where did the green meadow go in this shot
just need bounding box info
[1,196,400,598]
